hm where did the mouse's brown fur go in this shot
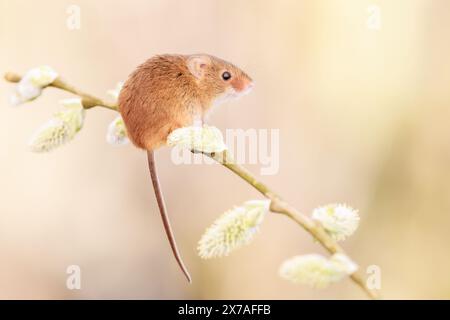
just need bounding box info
[119,54,253,150]
[118,54,253,283]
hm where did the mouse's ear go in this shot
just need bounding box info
[187,55,211,79]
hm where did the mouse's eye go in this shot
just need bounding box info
[222,71,231,81]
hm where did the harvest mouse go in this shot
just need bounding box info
[118,54,254,282]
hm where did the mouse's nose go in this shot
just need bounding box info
[232,77,254,93]
[242,80,254,94]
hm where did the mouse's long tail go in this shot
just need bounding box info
[147,150,192,283]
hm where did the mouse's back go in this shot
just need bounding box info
[119,55,199,150]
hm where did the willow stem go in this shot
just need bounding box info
[4,70,379,299]
[208,150,379,299]
[4,72,118,111]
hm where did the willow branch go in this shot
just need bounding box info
[4,72,118,111]
[4,71,378,299]
[207,151,379,299]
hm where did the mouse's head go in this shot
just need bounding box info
[186,54,254,105]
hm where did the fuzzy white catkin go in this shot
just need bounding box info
[28,98,85,152]
[312,204,360,241]
[106,115,129,146]
[197,200,270,259]
[167,125,227,153]
[279,253,358,288]
[107,81,124,102]
[10,66,58,106]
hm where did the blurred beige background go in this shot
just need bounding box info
[1,0,450,299]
